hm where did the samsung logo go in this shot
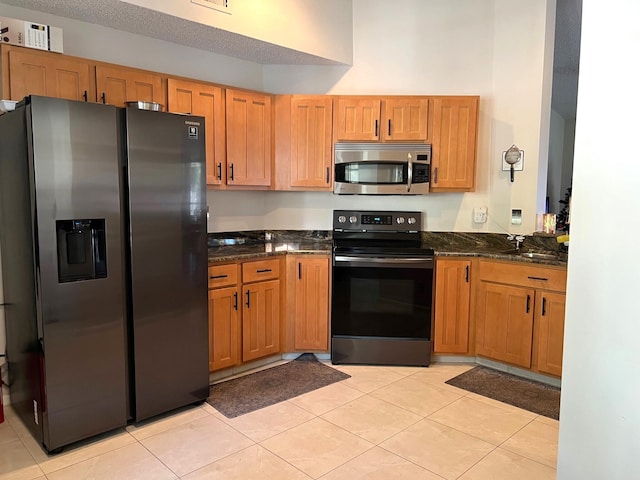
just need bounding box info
[184,120,201,126]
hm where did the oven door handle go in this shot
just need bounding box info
[334,255,434,269]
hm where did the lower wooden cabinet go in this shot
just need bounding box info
[433,258,472,354]
[242,279,280,362]
[476,282,535,368]
[475,260,567,375]
[534,291,566,376]
[285,255,330,351]
[208,285,240,371]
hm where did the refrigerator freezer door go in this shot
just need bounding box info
[124,108,208,421]
[28,97,128,450]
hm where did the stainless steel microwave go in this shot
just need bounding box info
[334,143,431,195]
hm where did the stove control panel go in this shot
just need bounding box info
[333,210,422,232]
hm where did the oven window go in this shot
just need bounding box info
[332,263,432,339]
[336,162,407,185]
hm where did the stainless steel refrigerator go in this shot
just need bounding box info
[0,96,209,453]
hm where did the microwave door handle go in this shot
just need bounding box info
[407,153,413,192]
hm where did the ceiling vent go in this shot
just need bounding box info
[191,0,232,15]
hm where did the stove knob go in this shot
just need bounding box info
[396,217,405,224]
[408,217,417,225]
[338,215,347,224]
[349,216,358,224]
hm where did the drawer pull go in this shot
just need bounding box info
[526,294,531,313]
[527,276,548,281]
[210,274,228,279]
[257,268,272,273]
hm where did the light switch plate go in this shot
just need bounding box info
[473,206,487,223]
[511,208,522,225]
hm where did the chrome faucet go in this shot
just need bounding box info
[507,234,525,250]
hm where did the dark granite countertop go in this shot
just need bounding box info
[207,230,568,267]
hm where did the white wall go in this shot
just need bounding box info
[221,0,557,235]
[557,0,640,478]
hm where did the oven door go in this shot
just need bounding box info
[331,254,434,339]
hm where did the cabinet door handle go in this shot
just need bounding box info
[374,119,379,137]
[101,92,106,104]
[542,297,547,316]
[82,90,88,102]
[210,274,228,279]
[257,268,272,273]
[465,265,469,283]
[217,163,222,180]
[527,276,549,281]
[298,262,302,280]
[326,167,330,184]
[388,119,392,136]
[526,294,531,313]
[229,163,234,181]
[433,167,438,184]
[245,290,250,308]
[233,291,238,310]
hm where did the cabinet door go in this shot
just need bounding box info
[8,49,92,102]
[226,89,272,187]
[433,259,471,354]
[334,97,381,141]
[242,279,280,361]
[430,96,479,191]
[208,286,240,371]
[294,257,330,351]
[381,98,428,141]
[167,79,226,186]
[290,96,333,188]
[96,65,164,107]
[536,291,566,376]
[476,282,535,368]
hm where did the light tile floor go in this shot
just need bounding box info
[0,362,559,479]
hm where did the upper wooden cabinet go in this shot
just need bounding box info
[274,95,333,191]
[381,98,428,141]
[167,79,226,186]
[225,89,272,187]
[429,96,479,192]
[334,96,428,142]
[95,64,165,107]
[433,258,473,355]
[2,46,93,102]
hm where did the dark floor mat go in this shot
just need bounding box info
[445,366,561,420]
[207,353,350,418]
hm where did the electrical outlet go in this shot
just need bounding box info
[473,207,487,223]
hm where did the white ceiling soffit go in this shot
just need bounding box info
[1,0,345,65]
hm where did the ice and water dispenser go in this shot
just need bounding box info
[56,219,107,283]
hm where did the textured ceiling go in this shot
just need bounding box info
[0,0,344,65]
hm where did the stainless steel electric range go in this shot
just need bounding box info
[330,210,434,367]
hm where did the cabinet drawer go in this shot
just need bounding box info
[479,260,567,292]
[208,263,239,289]
[242,258,280,283]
